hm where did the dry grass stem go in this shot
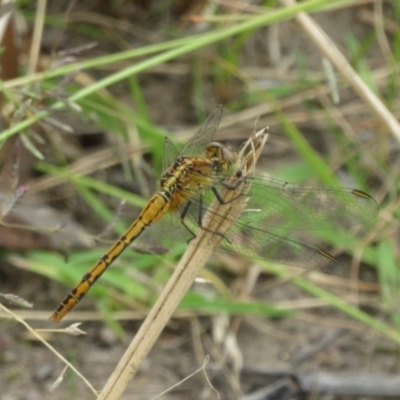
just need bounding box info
[97,128,269,400]
[28,143,143,194]
[0,303,97,395]
[0,308,217,321]
[27,0,47,75]
[151,355,219,400]
[281,0,400,142]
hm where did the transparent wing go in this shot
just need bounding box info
[161,195,337,270]
[216,221,337,270]
[160,174,378,270]
[162,106,222,171]
[162,137,180,173]
[177,105,222,158]
[236,178,378,231]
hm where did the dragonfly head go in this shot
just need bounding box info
[205,142,238,173]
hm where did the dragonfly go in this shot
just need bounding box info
[50,105,378,322]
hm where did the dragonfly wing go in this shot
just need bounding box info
[159,174,378,271]
[162,137,180,173]
[231,177,378,231]
[160,192,340,271]
[220,221,339,271]
[178,105,223,158]
[162,106,223,172]
[159,205,196,243]
[176,174,378,233]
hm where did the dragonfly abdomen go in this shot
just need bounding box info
[50,192,170,322]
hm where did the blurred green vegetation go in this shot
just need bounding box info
[1,0,399,344]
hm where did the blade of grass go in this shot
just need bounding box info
[376,239,400,329]
[2,35,196,89]
[345,31,379,93]
[0,0,359,143]
[281,0,400,142]
[262,260,400,344]
[74,183,128,236]
[35,162,146,209]
[273,105,339,186]
[180,292,293,317]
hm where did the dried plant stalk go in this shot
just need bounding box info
[280,0,400,142]
[97,128,269,400]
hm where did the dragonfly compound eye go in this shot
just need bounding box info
[221,145,237,166]
[207,142,237,167]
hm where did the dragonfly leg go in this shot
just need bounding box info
[196,194,232,243]
[179,195,232,244]
[179,200,197,243]
[211,185,248,205]
[219,176,246,190]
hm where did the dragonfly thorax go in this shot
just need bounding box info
[158,142,238,205]
[159,156,215,207]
